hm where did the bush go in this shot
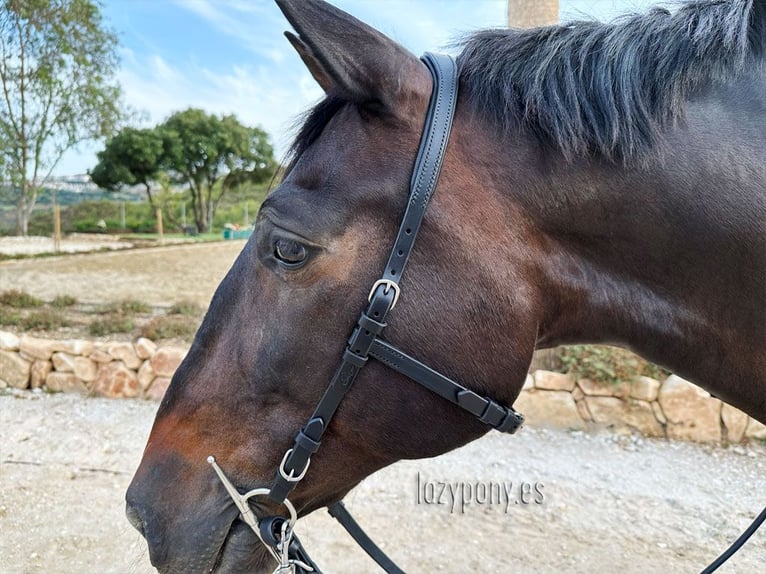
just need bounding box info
[168,300,203,316]
[103,299,151,314]
[554,345,669,385]
[21,309,70,330]
[51,295,78,308]
[88,312,134,336]
[0,289,43,308]
[0,306,23,326]
[140,315,197,341]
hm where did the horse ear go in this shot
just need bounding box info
[284,32,334,93]
[276,0,429,112]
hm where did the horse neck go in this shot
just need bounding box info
[475,119,765,417]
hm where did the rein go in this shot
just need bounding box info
[206,52,765,574]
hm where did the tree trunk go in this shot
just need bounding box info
[144,182,156,211]
[508,0,558,27]
[15,194,26,236]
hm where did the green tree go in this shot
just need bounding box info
[160,108,275,232]
[0,0,122,235]
[90,127,164,209]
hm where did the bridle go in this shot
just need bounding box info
[207,52,522,573]
[205,52,766,574]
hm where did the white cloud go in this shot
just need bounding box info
[54,0,671,176]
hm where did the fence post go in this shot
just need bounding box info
[156,208,164,245]
[53,204,61,253]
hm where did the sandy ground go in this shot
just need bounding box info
[0,241,247,306]
[1,390,764,574]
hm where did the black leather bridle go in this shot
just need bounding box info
[206,50,765,574]
[209,52,523,573]
[268,52,523,508]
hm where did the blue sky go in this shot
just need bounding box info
[56,0,666,176]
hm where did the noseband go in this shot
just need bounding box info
[208,52,524,573]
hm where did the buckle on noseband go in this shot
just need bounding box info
[368,279,400,309]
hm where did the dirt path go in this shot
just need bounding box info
[1,390,764,574]
[0,241,247,306]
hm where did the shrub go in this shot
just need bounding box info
[0,289,43,308]
[0,306,23,326]
[51,294,78,308]
[89,312,134,336]
[554,345,669,385]
[21,309,70,330]
[140,315,197,341]
[168,300,203,316]
[103,299,151,314]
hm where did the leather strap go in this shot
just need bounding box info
[381,53,458,284]
[328,502,406,574]
[268,52,524,507]
[369,339,524,433]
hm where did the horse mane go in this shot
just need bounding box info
[458,0,765,163]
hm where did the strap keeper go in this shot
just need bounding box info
[496,409,525,434]
[478,400,506,427]
[294,428,321,454]
[357,313,387,335]
[343,348,368,368]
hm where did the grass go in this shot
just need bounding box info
[21,309,70,330]
[128,232,221,242]
[0,289,43,308]
[554,344,669,385]
[140,315,198,341]
[88,312,134,336]
[0,306,23,326]
[50,294,78,308]
[103,299,151,314]
[0,289,201,343]
[168,300,203,316]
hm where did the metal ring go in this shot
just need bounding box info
[368,279,401,309]
[240,487,298,530]
[278,448,311,483]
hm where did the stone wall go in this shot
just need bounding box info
[516,370,766,444]
[0,331,185,401]
[1,329,764,445]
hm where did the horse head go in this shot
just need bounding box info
[126,1,539,571]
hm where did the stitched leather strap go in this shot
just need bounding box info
[268,52,462,504]
[370,339,524,434]
[269,52,524,506]
[381,53,458,284]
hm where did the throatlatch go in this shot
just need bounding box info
[208,52,524,574]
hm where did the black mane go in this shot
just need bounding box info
[288,1,764,165]
[458,0,764,162]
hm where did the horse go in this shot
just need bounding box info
[126,0,766,572]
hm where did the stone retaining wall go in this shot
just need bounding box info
[517,370,766,444]
[0,331,185,401]
[1,330,764,445]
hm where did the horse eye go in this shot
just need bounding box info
[273,237,308,267]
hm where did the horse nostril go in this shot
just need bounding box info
[125,501,146,537]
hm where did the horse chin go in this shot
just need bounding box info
[212,520,273,574]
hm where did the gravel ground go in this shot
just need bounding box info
[0,235,133,256]
[1,390,764,574]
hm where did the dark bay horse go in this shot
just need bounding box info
[127,0,766,571]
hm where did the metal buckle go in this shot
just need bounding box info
[368,279,401,309]
[278,448,311,483]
